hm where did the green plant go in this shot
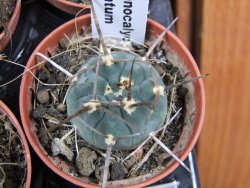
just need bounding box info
[66,51,168,150]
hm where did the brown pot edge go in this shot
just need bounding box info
[47,0,90,15]
[0,100,32,188]
[0,0,21,52]
[20,14,205,188]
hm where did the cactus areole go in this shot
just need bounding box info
[66,51,168,150]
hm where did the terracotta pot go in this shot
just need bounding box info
[20,14,205,187]
[0,100,32,188]
[0,0,21,52]
[47,0,90,15]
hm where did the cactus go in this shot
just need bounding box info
[66,51,168,150]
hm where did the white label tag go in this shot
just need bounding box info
[91,0,149,44]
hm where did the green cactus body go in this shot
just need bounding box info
[66,51,168,150]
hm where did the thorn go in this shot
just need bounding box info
[116,131,144,139]
[73,62,105,80]
[165,74,209,90]
[150,133,192,174]
[73,125,79,156]
[89,0,110,57]
[127,58,136,101]
[129,102,152,108]
[92,55,101,100]
[60,128,75,141]
[145,17,178,58]
[123,136,150,161]
[76,117,106,137]
[60,106,90,124]
[147,65,160,121]
[35,52,73,78]
[99,106,134,130]
[154,108,182,134]
[102,135,115,188]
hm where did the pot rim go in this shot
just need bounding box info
[0,0,21,52]
[0,100,32,188]
[47,0,90,15]
[20,14,205,188]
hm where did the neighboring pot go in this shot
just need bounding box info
[0,100,32,188]
[47,0,90,15]
[20,14,205,187]
[0,0,21,52]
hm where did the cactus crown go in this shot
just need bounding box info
[66,51,168,150]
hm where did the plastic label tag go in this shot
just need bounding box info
[91,0,149,44]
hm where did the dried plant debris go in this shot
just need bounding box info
[76,147,97,176]
[31,34,189,183]
[0,0,17,33]
[0,112,27,188]
[66,0,89,5]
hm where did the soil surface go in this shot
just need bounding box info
[0,0,17,33]
[32,35,188,184]
[0,112,27,188]
[66,0,89,5]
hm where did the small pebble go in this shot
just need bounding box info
[37,71,49,82]
[51,138,74,161]
[76,147,97,176]
[32,105,46,118]
[57,103,66,113]
[47,77,57,85]
[38,127,50,146]
[37,90,50,104]
[46,121,58,130]
[111,162,128,180]
[56,72,66,84]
